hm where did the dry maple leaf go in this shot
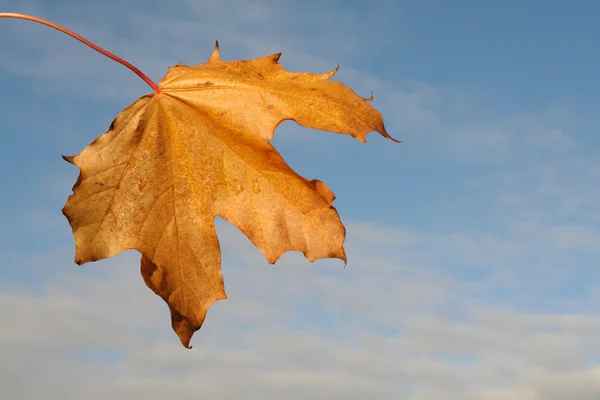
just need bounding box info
[1,14,399,348]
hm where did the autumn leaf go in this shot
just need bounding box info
[1,13,398,348]
[61,43,397,347]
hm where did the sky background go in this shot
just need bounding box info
[1,0,600,398]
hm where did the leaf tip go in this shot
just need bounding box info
[62,154,75,164]
[270,53,282,63]
[325,64,340,79]
[172,310,199,349]
[340,248,348,266]
[354,134,368,144]
[380,125,403,143]
[72,249,91,266]
[209,40,221,63]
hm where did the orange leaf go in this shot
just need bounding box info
[62,43,399,348]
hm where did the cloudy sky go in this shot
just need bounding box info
[1,0,600,398]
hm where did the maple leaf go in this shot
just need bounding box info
[62,43,398,347]
[1,12,398,348]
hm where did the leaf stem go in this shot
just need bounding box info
[0,12,159,94]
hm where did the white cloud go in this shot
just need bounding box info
[0,220,599,399]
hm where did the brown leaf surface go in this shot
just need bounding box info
[63,43,398,347]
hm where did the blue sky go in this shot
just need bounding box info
[1,0,600,398]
